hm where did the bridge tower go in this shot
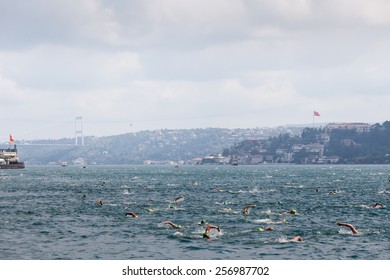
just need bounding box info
[75,116,84,146]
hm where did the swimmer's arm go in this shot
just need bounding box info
[163,221,182,228]
[207,225,220,232]
[336,222,359,234]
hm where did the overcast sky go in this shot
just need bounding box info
[1,0,389,140]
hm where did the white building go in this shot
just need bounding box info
[326,123,371,133]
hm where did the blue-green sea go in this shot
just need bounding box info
[0,165,389,260]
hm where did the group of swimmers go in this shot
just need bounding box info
[95,197,381,240]
[335,203,385,234]
[162,220,221,239]
[243,205,303,241]
[163,221,222,239]
[94,182,386,242]
[156,203,303,241]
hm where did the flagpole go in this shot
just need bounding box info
[313,111,320,128]
[313,114,314,128]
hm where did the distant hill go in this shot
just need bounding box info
[15,126,304,165]
[15,122,389,165]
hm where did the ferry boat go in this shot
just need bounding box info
[200,154,227,165]
[0,144,25,169]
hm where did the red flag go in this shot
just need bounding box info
[9,134,14,144]
[313,111,320,117]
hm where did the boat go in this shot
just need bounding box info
[200,154,227,165]
[0,144,25,169]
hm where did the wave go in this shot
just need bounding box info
[378,189,390,194]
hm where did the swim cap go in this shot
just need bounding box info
[257,227,264,232]
[200,219,206,224]
[203,232,210,238]
[290,209,297,214]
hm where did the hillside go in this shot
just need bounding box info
[13,121,389,166]
[16,126,303,165]
[223,121,390,164]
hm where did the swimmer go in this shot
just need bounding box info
[96,199,104,205]
[163,221,182,229]
[336,221,359,234]
[257,227,273,232]
[371,202,384,208]
[173,196,184,203]
[198,219,208,226]
[243,205,256,215]
[329,189,337,195]
[125,212,138,218]
[291,236,303,242]
[203,225,220,239]
[279,209,297,215]
[100,181,106,186]
[272,219,288,224]
[221,207,232,213]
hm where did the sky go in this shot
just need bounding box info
[1,0,390,140]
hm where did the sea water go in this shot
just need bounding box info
[0,165,389,260]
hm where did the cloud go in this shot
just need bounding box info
[1,0,390,139]
[0,45,141,90]
[0,0,120,49]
